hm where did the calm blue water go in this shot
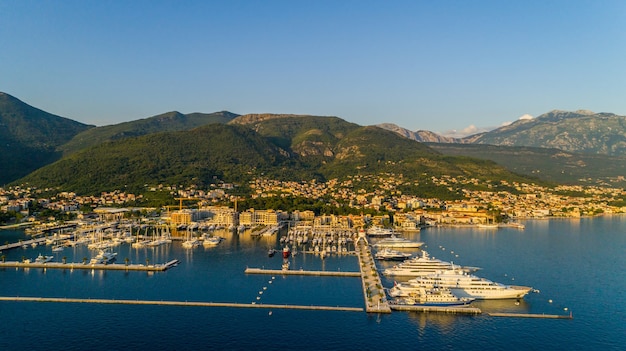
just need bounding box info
[1,216,624,350]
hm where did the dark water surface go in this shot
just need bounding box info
[1,216,624,350]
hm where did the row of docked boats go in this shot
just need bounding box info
[388,268,533,300]
[383,250,479,276]
[380,249,533,306]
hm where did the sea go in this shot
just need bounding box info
[0,215,624,351]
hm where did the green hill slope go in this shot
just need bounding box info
[18,115,540,197]
[428,143,626,186]
[20,123,291,194]
[0,92,93,184]
[59,110,239,155]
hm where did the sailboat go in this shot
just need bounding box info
[477,215,499,229]
[182,227,201,248]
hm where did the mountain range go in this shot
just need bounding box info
[379,109,626,155]
[2,92,625,191]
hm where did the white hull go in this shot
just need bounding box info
[389,269,532,300]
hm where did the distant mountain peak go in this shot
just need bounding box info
[467,109,626,155]
[376,123,459,143]
[230,113,318,125]
[575,109,595,115]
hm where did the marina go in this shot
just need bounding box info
[1,216,622,351]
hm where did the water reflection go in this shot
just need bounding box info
[406,311,463,333]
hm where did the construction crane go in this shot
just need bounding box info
[174,198,199,211]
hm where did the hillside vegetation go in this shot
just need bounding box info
[428,143,626,187]
[0,92,93,184]
[60,110,239,155]
[17,115,539,197]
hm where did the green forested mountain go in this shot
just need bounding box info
[59,110,239,155]
[17,115,538,196]
[0,92,94,184]
[19,123,294,194]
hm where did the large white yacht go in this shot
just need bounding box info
[389,286,475,307]
[388,269,532,300]
[366,226,396,237]
[383,250,479,277]
[372,235,424,249]
[89,250,117,265]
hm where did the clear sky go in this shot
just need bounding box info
[1,0,625,136]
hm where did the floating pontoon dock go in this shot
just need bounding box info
[0,296,363,312]
[0,260,180,272]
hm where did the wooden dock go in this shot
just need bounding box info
[0,260,180,272]
[355,236,392,313]
[488,312,573,319]
[0,237,48,251]
[390,304,482,314]
[245,267,360,277]
[0,296,363,312]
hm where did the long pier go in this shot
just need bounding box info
[0,260,180,272]
[355,236,392,313]
[0,296,363,312]
[245,267,360,277]
[0,237,48,251]
[488,312,573,319]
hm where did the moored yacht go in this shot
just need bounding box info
[389,286,475,307]
[388,269,532,300]
[202,235,222,246]
[89,250,117,265]
[383,250,479,277]
[372,235,424,249]
[374,248,412,261]
[366,226,396,237]
[35,253,54,263]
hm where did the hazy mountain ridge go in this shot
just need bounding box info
[377,123,461,143]
[379,110,626,156]
[469,110,626,155]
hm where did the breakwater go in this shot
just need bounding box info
[0,296,363,312]
[0,259,180,272]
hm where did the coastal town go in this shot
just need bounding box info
[2,173,625,230]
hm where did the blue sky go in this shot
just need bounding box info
[1,0,625,135]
